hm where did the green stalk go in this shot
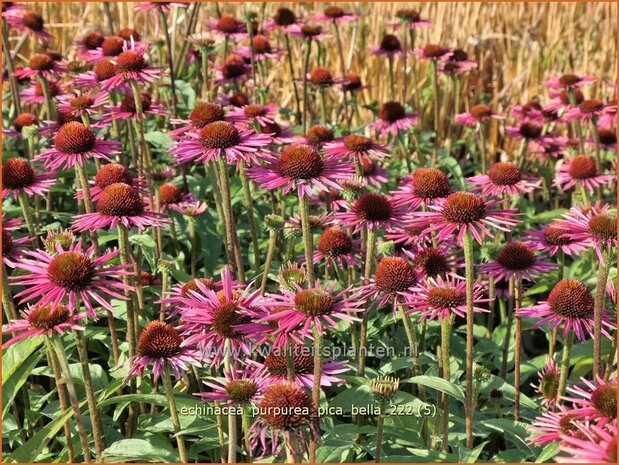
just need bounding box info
[593,247,612,378]
[441,317,451,452]
[567,90,585,153]
[374,399,387,463]
[37,74,56,120]
[309,324,323,462]
[2,263,17,321]
[224,339,237,463]
[431,60,440,165]
[242,404,253,462]
[332,22,350,128]
[478,122,488,173]
[298,195,315,285]
[388,56,395,100]
[161,369,188,462]
[17,191,37,239]
[260,229,277,294]
[47,344,76,462]
[513,277,522,421]
[463,230,475,448]
[302,39,312,133]
[319,88,328,125]
[239,161,260,272]
[158,10,178,118]
[283,34,302,123]
[557,331,573,398]
[2,20,22,113]
[358,228,377,376]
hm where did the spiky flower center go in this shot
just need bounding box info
[591,382,618,418]
[519,121,543,139]
[548,279,594,319]
[259,382,313,430]
[181,278,215,297]
[48,251,96,290]
[317,227,353,257]
[380,34,401,52]
[228,92,249,108]
[578,99,604,114]
[222,54,246,79]
[138,321,182,358]
[294,289,336,317]
[568,155,597,179]
[34,81,60,97]
[278,144,324,180]
[101,36,124,57]
[598,127,617,146]
[22,11,44,31]
[159,183,183,205]
[375,257,416,293]
[217,15,242,33]
[226,380,258,403]
[27,304,71,330]
[115,50,146,72]
[301,24,322,37]
[396,9,421,22]
[29,53,54,71]
[94,57,117,81]
[274,7,296,26]
[2,158,36,189]
[199,121,240,149]
[588,214,617,240]
[118,28,141,42]
[13,112,38,131]
[324,6,344,18]
[260,122,282,137]
[539,368,559,400]
[306,125,334,147]
[411,168,451,199]
[97,182,144,216]
[543,224,574,246]
[558,74,581,86]
[488,162,522,185]
[343,134,373,152]
[423,44,449,58]
[119,92,152,114]
[265,352,314,376]
[353,193,392,222]
[212,300,251,339]
[427,286,466,309]
[343,72,362,91]
[450,48,469,62]
[309,67,334,86]
[361,155,376,175]
[54,122,96,154]
[190,102,225,128]
[442,192,486,224]
[2,229,14,256]
[252,35,271,54]
[244,104,267,117]
[94,164,134,188]
[413,248,449,277]
[469,104,492,119]
[69,95,94,110]
[379,101,406,122]
[497,242,536,270]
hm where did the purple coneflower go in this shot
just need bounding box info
[557,420,617,463]
[455,104,504,127]
[296,124,335,149]
[506,120,545,144]
[102,91,167,122]
[371,34,403,57]
[215,53,251,85]
[323,134,389,161]
[206,14,247,40]
[337,192,403,233]
[2,157,55,199]
[85,163,145,202]
[74,31,106,62]
[312,6,358,25]
[237,34,282,61]
[228,103,279,127]
[389,9,431,29]
[468,162,541,198]
[529,405,585,446]
[21,79,69,106]
[355,256,418,308]
[197,368,265,405]
[2,217,32,268]
[370,101,418,136]
[3,112,39,138]
[170,101,227,139]
[287,23,330,42]
[313,227,361,268]
[57,91,108,117]
[481,241,555,282]
[391,167,451,208]
[554,154,614,193]
[532,359,560,407]
[563,376,617,424]
[526,220,589,257]
[4,9,51,42]
[100,48,162,91]
[13,53,67,79]
[544,73,596,90]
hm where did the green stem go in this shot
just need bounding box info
[47,343,76,462]
[441,317,451,452]
[463,230,475,448]
[590,117,603,171]
[514,277,522,421]
[302,39,312,133]
[2,263,17,321]
[224,340,237,463]
[567,90,585,153]
[161,369,188,462]
[388,56,395,100]
[242,404,253,462]
[479,122,488,173]
[309,324,323,462]
[593,247,612,378]
[260,230,277,294]
[2,20,22,113]
[358,228,377,376]
[332,22,350,128]
[37,74,56,120]
[298,195,315,286]
[283,34,302,124]
[431,60,440,165]
[374,400,386,462]
[239,161,260,272]
[159,10,178,118]
[17,191,37,239]
[319,88,328,125]
[557,331,573,398]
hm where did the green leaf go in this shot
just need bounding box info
[536,441,560,462]
[2,336,44,417]
[408,376,466,403]
[103,437,179,463]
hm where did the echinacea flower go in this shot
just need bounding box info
[455,104,504,127]
[159,277,221,318]
[506,120,545,143]
[391,167,451,208]
[13,53,67,79]
[481,241,555,281]
[526,220,589,257]
[72,182,168,231]
[390,9,431,29]
[323,134,389,162]
[21,79,69,106]
[197,368,266,405]
[337,192,404,233]
[57,91,108,117]
[2,217,32,268]
[102,91,167,122]
[35,121,120,171]
[206,15,247,40]
[74,31,105,62]
[125,320,202,382]
[284,212,336,238]
[3,112,39,138]
[567,99,609,122]
[371,34,403,57]
[341,72,366,94]
[529,405,586,446]
[287,23,330,42]
[4,9,51,42]
[170,101,227,139]
[595,126,617,150]
[2,157,55,199]
[1,304,87,347]
[312,6,358,25]
[557,420,617,463]
[355,256,418,308]
[237,34,282,61]
[370,101,418,136]
[73,57,120,90]
[100,48,163,91]
[554,154,614,193]
[264,7,299,32]
[544,73,597,90]
[298,124,335,149]
[532,359,560,407]
[414,44,452,62]
[439,48,477,75]
[405,274,488,321]
[518,278,614,341]
[468,162,541,198]
[306,67,340,88]
[248,143,353,198]
[228,103,279,127]
[42,228,76,253]
[406,191,520,244]
[171,120,272,166]
[563,376,618,424]
[11,241,132,316]
[510,99,545,123]
[215,53,251,85]
[256,121,297,144]
[404,244,462,279]
[313,227,361,268]
[84,163,145,202]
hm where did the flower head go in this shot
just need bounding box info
[2,157,55,199]
[391,168,451,208]
[481,241,555,281]
[370,101,418,136]
[554,155,614,193]
[337,192,403,233]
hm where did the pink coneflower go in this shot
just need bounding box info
[72,182,168,232]
[371,34,403,57]
[454,104,504,127]
[518,279,614,341]
[74,31,105,62]
[248,143,353,198]
[389,9,431,29]
[2,112,39,138]
[526,220,589,257]
[248,347,349,388]
[159,277,221,318]
[21,79,69,106]
[510,99,545,123]
[125,321,202,382]
[215,53,251,85]
[1,304,87,347]
[42,228,76,253]
[2,217,32,268]
[297,124,335,149]
[237,34,282,61]
[529,405,586,446]
[169,196,208,217]
[171,120,271,166]
[553,205,617,264]
[256,121,296,144]
[84,163,144,201]
[35,121,120,171]
[262,281,362,339]
[506,120,545,143]
[384,224,433,249]
[135,2,188,12]
[341,72,367,94]
[306,67,341,89]
[13,53,67,79]
[284,212,336,238]
[598,103,617,127]
[179,266,269,364]
[439,49,477,75]
[170,101,227,139]
[287,23,330,42]
[391,167,451,208]
[100,48,162,91]
[312,6,358,25]
[370,101,418,136]
[11,241,132,316]
[532,135,569,159]
[553,154,614,193]
[557,420,617,463]
[594,126,617,150]
[228,103,279,127]
[481,241,555,281]
[544,73,596,90]
[563,376,618,424]
[73,57,123,90]
[206,15,247,40]
[413,44,453,62]
[532,359,560,407]
[102,91,167,122]
[57,91,108,117]
[323,134,389,162]
[406,191,520,244]
[220,91,251,108]
[2,157,55,199]
[337,192,403,233]
[359,156,388,188]
[403,244,462,279]
[468,162,541,198]
[197,368,266,405]
[264,7,299,33]
[567,98,609,122]
[355,256,418,307]
[312,227,361,268]
[405,275,488,321]
[4,10,51,42]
